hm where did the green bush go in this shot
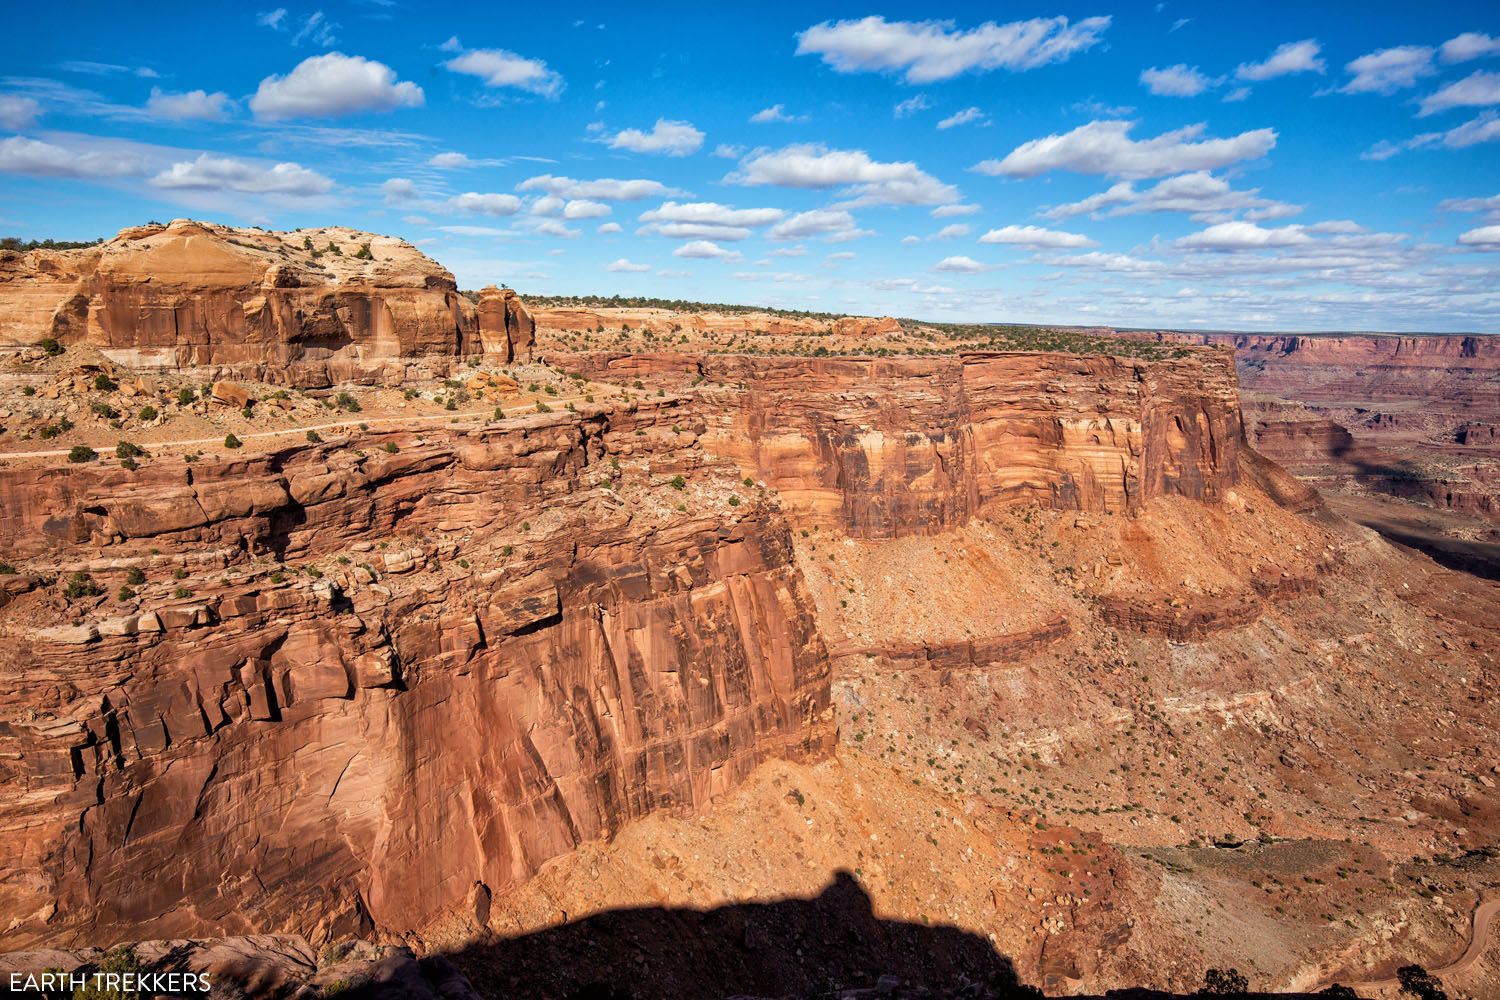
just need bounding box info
[126,567,146,585]
[137,405,158,421]
[173,587,193,599]
[67,445,97,463]
[177,388,196,405]
[0,561,15,575]
[727,494,741,507]
[72,944,142,1000]
[335,391,361,412]
[383,441,399,453]
[93,373,118,392]
[670,475,686,490]
[115,441,146,459]
[38,337,64,356]
[117,585,136,601]
[306,429,323,443]
[63,571,103,600]
[224,433,243,449]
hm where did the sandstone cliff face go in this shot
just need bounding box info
[0,400,833,946]
[0,220,535,384]
[558,351,1243,538]
[530,305,903,340]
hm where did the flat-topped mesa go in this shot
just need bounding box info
[0,219,535,384]
[561,350,1245,538]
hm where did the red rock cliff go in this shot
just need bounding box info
[0,399,833,946]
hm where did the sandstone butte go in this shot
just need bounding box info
[0,222,1497,1000]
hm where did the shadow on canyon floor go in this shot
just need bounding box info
[347,872,1351,1000]
[388,872,1042,1000]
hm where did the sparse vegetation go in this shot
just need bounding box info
[67,445,97,463]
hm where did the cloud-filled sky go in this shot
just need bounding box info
[1,1,1498,331]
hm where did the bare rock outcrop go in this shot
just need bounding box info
[0,220,534,385]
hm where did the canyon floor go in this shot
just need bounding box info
[0,233,1497,999]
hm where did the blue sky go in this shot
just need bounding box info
[2,2,1498,331]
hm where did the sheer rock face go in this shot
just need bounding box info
[477,285,535,363]
[0,400,833,946]
[559,352,1243,538]
[0,220,534,385]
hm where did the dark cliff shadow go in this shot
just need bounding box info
[372,872,1042,1000]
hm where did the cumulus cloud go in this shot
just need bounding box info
[750,104,807,123]
[637,200,785,241]
[1419,70,1500,117]
[381,177,417,204]
[795,15,1110,83]
[1438,193,1500,220]
[606,258,651,272]
[1140,65,1213,97]
[531,219,580,238]
[444,46,564,99]
[518,174,676,201]
[448,192,523,215]
[429,151,504,168]
[1441,32,1500,64]
[1364,110,1500,159]
[937,107,988,129]
[932,255,986,273]
[730,143,958,206]
[1040,171,1301,223]
[608,119,704,156]
[0,94,41,130]
[1175,221,1313,250]
[1457,225,1500,249]
[932,223,970,239]
[673,239,741,260]
[1235,40,1325,81]
[1339,46,1435,95]
[563,199,611,219]
[0,135,142,178]
[766,208,871,242]
[978,224,1097,248]
[597,222,623,234]
[146,88,234,122]
[974,120,1276,179]
[250,53,423,120]
[150,153,333,195]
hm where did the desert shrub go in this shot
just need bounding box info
[306,429,322,443]
[93,373,118,392]
[39,337,64,356]
[670,475,686,490]
[137,405,158,421]
[224,433,243,449]
[67,445,97,463]
[115,441,146,459]
[1396,966,1449,1000]
[126,567,146,585]
[177,388,196,405]
[1200,968,1249,996]
[335,391,361,413]
[63,571,103,600]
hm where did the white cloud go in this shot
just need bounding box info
[1365,110,1500,159]
[1235,40,1325,81]
[563,199,611,219]
[518,174,675,201]
[0,94,41,130]
[428,152,474,168]
[795,15,1110,83]
[436,225,516,237]
[933,255,986,273]
[826,251,856,260]
[0,135,142,178]
[532,219,580,238]
[382,177,417,203]
[1441,32,1500,64]
[444,47,564,99]
[150,153,333,196]
[1340,46,1435,95]
[1141,64,1213,97]
[637,200,785,241]
[448,192,523,215]
[932,203,980,217]
[608,119,704,156]
[606,258,651,272]
[730,143,958,205]
[289,11,338,48]
[750,104,808,123]
[1419,70,1500,117]
[257,8,288,30]
[597,222,623,233]
[673,240,741,260]
[978,224,1097,248]
[1457,225,1500,249]
[250,53,423,120]
[937,107,989,129]
[894,94,931,118]
[975,119,1276,178]
[932,223,971,239]
[767,208,871,241]
[1040,171,1300,223]
[146,88,234,122]
[1438,193,1500,220]
[1175,221,1313,250]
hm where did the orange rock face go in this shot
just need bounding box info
[560,351,1243,537]
[0,220,535,385]
[0,400,833,947]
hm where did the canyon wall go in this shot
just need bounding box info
[0,220,534,383]
[0,400,833,947]
[559,351,1243,538]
